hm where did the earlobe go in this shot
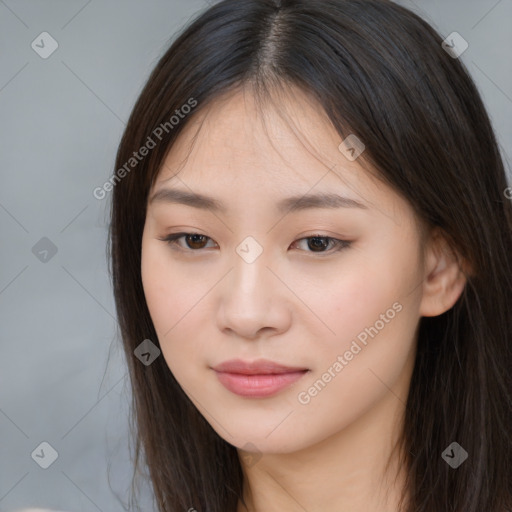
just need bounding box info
[419,231,468,317]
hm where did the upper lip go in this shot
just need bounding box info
[212,358,308,375]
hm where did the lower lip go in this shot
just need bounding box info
[214,370,308,398]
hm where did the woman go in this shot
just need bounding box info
[109,0,512,510]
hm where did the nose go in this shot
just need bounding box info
[216,246,292,340]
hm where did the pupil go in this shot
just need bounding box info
[187,234,206,248]
[309,237,328,251]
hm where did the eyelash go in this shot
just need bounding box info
[158,232,352,256]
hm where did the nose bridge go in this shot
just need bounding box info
[217,236,279,329]
[230,234,271,298]
[215,233,284,336]
[235,234,266,267]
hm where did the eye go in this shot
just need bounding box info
[159,232,351,255]
[160,232,217,251]
[291,235,351,254]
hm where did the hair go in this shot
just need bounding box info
[108,0,512,510]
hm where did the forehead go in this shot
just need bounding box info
[155,87,370,194]
[149,87,411,226]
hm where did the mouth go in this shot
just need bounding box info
[212,359,310,398]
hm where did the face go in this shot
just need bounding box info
[141,86,426,454]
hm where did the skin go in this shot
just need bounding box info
[141,85,467,512]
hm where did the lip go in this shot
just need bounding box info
[212,358,309,398]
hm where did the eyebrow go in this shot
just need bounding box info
[149,187,368,214]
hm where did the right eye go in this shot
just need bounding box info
[159,232,217,252]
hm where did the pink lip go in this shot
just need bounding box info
[212,359,309,398]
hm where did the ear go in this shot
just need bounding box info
[419,229,468,317]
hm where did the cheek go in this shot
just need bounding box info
[302,249,419,359]
[141,239,214,381]
[293,245,423,428]
[141,236,203,330]
[141,245,175,333]
[290,271,419,447]
[141,241,186,343]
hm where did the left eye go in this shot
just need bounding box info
[159,232,351,255]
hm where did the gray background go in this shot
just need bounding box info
[0,0,510,511]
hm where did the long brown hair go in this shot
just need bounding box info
[108,0,512,510]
